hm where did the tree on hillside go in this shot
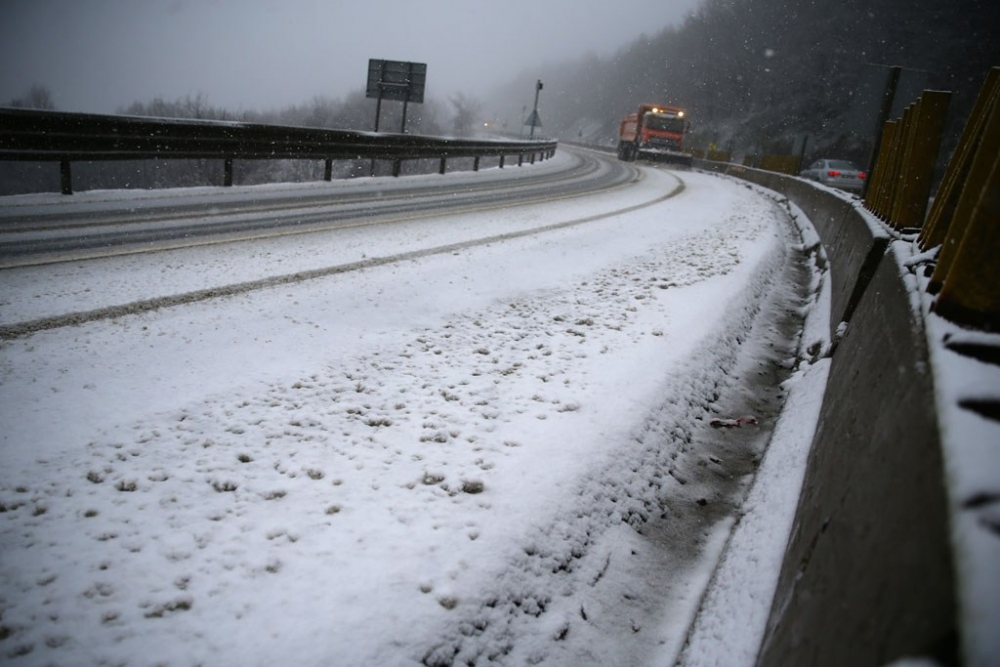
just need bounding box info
[119,92,235,121]
[8,84,56,110]
[450,93,482,136]
[484,0,1000,164]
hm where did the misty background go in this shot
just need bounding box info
[2,0,999,194]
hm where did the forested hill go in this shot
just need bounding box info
[485,0,1000,163]
[4,0,998,195]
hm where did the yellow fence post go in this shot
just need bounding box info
[859,67,1000,328]
[865,120,897,217]
[932,151,1000,330]
[929,83,1000,293]
[877,112,907,219]
[890,91,952,230]
[760,155,800,175]
[921,67,1000,250]
[883,104,915,221]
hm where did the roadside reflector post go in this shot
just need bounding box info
[920,67,1000,250]
[60,160,72,195]
[891,90,952,230]
[932,152,1000,330]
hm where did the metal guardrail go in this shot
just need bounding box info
[0,108,558,194]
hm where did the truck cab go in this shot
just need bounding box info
[618,104,691,165]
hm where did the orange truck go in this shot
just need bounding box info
[617,104,692,166]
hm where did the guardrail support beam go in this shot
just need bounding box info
[60,160,72,195]
[324,159,333,182]
[224,158,234,187]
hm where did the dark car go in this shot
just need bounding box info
[799,159,866,192]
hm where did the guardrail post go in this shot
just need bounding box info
[224,158,233,187]
[875,105,910,219]
[890,90,951,230]
[862,66,902,199]
[473,156,480,172]
[928,78,1000,295]
[324,159,333,181]
[439,157,447,175]
[531,152,536,164]
[518,154,524,166]
[60,160,72,195]
[932,152,1000,330]
[865,120,898,217]
[499,155,505,169]
[921,67,1000,251]
[392,159,402,177]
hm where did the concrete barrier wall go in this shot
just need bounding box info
[696,161,959,666]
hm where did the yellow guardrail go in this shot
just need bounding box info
[758,154,800,175]
[865,90,952,228]
[923,68,1000,330]
[866,67,1000,331]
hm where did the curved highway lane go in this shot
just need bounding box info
[0,147,639,267]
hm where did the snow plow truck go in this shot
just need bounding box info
[617,104,693,166]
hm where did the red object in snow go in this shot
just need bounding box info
[709,415,759,428]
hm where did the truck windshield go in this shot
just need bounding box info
[644,115,685,133]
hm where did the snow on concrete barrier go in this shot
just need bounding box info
[697,159,962,667]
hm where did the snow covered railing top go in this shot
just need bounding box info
[0,107,559,194]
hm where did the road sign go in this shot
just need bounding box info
[366,59,427,104]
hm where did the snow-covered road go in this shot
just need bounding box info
[0,157,830,666]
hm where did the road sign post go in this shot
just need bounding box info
[366,59,427,134]
[527,79,543,139]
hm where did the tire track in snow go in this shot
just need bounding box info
[417,198,813,667]
[0,173,678,341]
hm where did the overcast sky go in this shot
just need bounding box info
[0,0,702,115]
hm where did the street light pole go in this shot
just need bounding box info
[530,79,543,139]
